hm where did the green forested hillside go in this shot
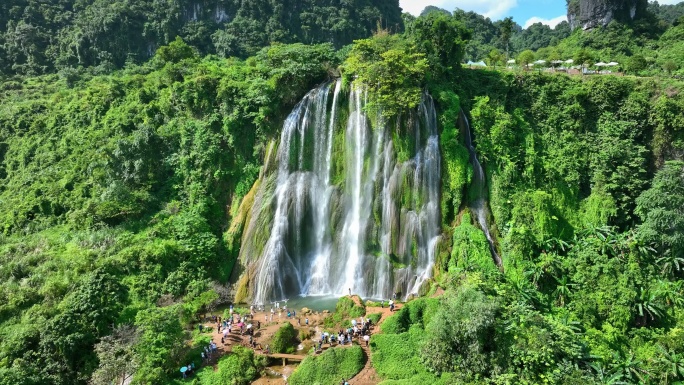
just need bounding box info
[0,40,339,384]
[0,0,401,75]
[1,3,684,385]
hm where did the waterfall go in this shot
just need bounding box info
[246,81,442,304]
[306,80,341,294]
[461,112,502,267]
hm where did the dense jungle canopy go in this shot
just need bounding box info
[1,1,684,385]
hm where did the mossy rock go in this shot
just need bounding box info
[234,273,250,303]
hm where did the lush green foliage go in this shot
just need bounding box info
[343,11,469,116]
[323,296,367,328]
[636,161,684,276]
[201,346,260,385]
[436,69,684,384]
[270,322,298,354]
[436,89,471,225]
[288,345,364,385]
[0,41,336,385]
[343,32,428,117]
[368,312,383,324]
[448,213,496,276]
[420,287,498,378]
[372,325,434,380]
[2,4,684,384]
[0,0,402,76]
[379,297,438,334]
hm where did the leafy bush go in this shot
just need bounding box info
[368,312,383,325]
[343,32,429,117]
[379,308,410,334]
[202,346,260,385]
[379,298,439,334]
[420,287,499,378]
[378,372,454,385]
[449,212,498,276]
[324,296,367,328]
[371,325,428,380]
[288,345,364,385]
[271,322,298,354]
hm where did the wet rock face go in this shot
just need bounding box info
[568,0,647,30]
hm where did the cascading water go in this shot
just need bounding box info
[245,81,442,304]
[461,112,502,267]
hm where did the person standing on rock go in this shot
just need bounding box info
[348,288,351,296]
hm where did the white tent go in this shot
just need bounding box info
[564,59,574,64]
[534,60,546,65]
[551,60,564,64]
[507,59,516,64]
[595,62,607,67]
[607,62,619,66]
[467,60,487,67]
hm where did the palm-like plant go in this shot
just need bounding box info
[656,249,684,278]
[577,225,619,256]
[524,264,544,289]
[553,275,575,307]
[557,314,582,335]
[508,273,538,306]
[634,287,665,326]
[658,345,684,383]
[544,237,571,253]
[610,352,647,384]
[653,280,684,308]
[590,361,626,385]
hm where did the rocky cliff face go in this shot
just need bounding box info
[567,0,647,30]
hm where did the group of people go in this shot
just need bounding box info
[315,317,374,352]
[180,362,196,379]
[200,342,218,362]
[264,301,295,322]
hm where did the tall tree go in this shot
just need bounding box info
[499,17,514,60]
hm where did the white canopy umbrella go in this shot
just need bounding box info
[534,60,547,65]
[607,62,619,66]
[507,59,516,64]
[595,62,607,67]
[551,60,564,64]
[564,59,574,64]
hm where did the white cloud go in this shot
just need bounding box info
[523,14,567,29]
[656,0,683,4]
[399,0,517,20]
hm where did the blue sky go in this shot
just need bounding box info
[399,0,684,28]
[399,0,568,29]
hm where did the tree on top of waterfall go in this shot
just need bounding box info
[406,11,471,78]
[343,31,428,117]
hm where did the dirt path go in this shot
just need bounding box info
[347,302,403,385]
